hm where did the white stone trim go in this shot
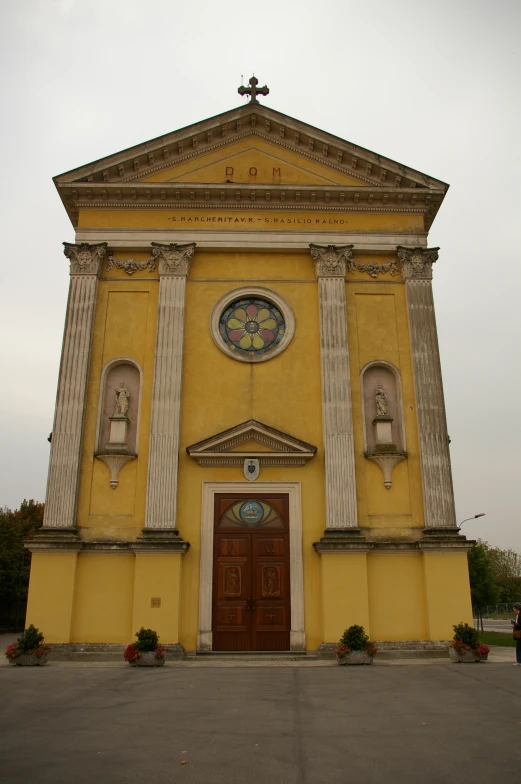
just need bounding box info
[95,357,143,453]
[404,266,457,529]
[209,286,295,364]
[197,481,305,652]
[43,244,106,528]
[76,228,428,254]
[314,250,358,529]
[144,267,191,529]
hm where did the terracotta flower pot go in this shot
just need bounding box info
[136,651,165,667]
[8,652,50,666]
[336,650,373,665]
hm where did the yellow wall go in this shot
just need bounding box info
[132,554,183,642]
[71,554,134,642]
[139,136,372,186]
[423,553,473,639]
[26,553,78,643]
[367,554,428,641]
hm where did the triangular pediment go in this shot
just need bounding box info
[54,102,448,228]
[186,419,317,467]
[138,138,368,187]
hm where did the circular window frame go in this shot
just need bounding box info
[210,286,295,363]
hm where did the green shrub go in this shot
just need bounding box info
[339,625,369,651]
[17,624,45,653]
[452,622,479,649]
[134,627,160,652]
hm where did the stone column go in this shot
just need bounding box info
[310,244,359,535]
[398,246,457,531]
[42,242,107,530]
[143,243,195,539]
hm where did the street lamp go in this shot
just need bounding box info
[458,513,485,530]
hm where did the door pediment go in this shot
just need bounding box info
[186,419,317,467]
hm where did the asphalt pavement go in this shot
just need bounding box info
[1,660,521,784]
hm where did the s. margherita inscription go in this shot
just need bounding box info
[168,214,350,226]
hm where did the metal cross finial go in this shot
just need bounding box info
[238,75,269,104]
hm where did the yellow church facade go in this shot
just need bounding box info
[26,93,473,654]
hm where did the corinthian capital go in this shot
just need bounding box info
[398,246,440,281]
[63,242,108,275]
[151,242,196,276]
[310,244,353,278]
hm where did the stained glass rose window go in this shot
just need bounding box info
[211,287,295,363]
[219,298,285,356]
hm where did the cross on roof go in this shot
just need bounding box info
[238,76,269,105]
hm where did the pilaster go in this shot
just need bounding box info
[42,242,107,529]
[398,246,457,531]
[144,243,195,533]
[310,244,358,534]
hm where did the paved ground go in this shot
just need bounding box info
[1,660,521,784]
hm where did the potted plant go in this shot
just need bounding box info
[335,625,378,665]
[4,625,52,666]
[124,627,166,667]
[449,622,490,663]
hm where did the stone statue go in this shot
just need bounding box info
[114,382,130,417]
[375,385,389,417]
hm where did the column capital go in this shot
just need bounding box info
[63,241,108,275]
[150,242,196,277]
[397,246,439,281]
[310,244,353,278]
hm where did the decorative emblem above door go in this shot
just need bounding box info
[244,458,260,481]
[186,419,317,468]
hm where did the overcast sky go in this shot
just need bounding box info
[0,0,519,550]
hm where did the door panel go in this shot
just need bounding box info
[212,533,250,651]
[212,495,291,651]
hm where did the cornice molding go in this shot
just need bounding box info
[58,181,442,229]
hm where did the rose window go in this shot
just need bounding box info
[219,298,285,356]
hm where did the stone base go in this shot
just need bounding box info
[130,530,190,554]
[448,647,482,663]
[49,643,185,662]
[135,651,165,667]
[313,529,372,553]
[318,640,449,660]
[8,653,50,666]
[336,651,373,665]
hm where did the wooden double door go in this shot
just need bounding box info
[212,494,290,651]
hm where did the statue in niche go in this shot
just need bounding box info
[114,382,130,417]
[375,385,389,417]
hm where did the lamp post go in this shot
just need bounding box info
[459,514,486,631]
[458,513,486,530]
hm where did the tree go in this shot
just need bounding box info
[0,500,44,623]
[467,543,500,610]
[485,544,521,603]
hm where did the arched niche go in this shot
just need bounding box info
[361,361,406,489]
[360,361,405,453]
[95,359,142,488]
